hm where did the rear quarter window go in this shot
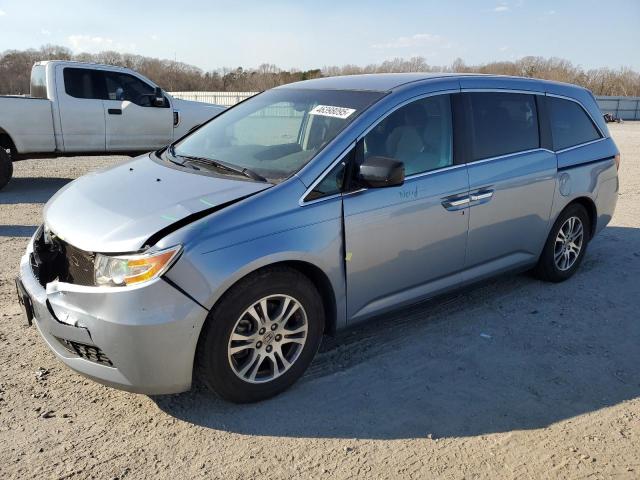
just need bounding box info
[467,92,539,161]
[30,65,48,98]
[548,97,602,150]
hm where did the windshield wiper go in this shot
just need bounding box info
[164,145,186,166]
[173,151,268,183]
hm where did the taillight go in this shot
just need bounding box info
[614,153,621,170]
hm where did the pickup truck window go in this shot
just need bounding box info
[64,68,104,100]
[104,72,166,108]
[30,65,48,98]
[63,68,165,108]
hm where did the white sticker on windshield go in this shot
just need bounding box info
[309,105,356,119]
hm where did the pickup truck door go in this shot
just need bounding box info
[56,66,106,152]
[101,71,173,152]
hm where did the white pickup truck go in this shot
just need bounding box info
[0,61,225,189]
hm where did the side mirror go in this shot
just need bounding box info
[153,87,166,107]
[358,156,405,188]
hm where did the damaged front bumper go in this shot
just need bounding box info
[18,234,209,395]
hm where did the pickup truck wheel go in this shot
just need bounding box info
[196,266,324,403]
[0,149,13,190]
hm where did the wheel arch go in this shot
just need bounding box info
[203,259,339,336]
[567,196,597,238]
[0,128,17,156]
[192,258,339,386]
[277,260,338,335]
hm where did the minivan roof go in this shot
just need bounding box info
[280,72,586,94]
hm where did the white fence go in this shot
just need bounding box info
[172,91,640,120]
[170,91,258,107]
[596,96,640,121]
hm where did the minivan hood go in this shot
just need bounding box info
[44,154,270,253]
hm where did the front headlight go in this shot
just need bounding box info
[94,245,182,287]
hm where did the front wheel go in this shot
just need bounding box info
[534,204,591,282]
[196,267,324,403]
[0,148,13,190]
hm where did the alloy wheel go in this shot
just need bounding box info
[554,216,584,271]
[227,294,308,383]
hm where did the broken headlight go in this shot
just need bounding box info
[94,245,182,287]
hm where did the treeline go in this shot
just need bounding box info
[0,45,322,94]
[1,45,639,96]
[325,57,640,97]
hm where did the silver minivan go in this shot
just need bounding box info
[17,73,620,402]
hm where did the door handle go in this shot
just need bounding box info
[108,108,122,115]
[469,189,494,203]
[441,194,470,211]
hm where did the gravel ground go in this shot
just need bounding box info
[0,124,639,479]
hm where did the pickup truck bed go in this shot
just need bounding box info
[0,96,56,154]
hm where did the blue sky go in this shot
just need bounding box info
[0,0,638,71]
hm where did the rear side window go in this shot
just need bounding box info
[64,68,104,100]
[30,65,48,98]
[548,97,601,150]
[467,92,539,161]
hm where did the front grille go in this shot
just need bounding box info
[55,337,114,367]
[31,227,95,286]
[62,242,95,286]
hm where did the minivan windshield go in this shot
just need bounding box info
[172,88,385,183]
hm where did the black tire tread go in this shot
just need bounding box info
[533,203,591,282]
[0,148,13,191]
[195,266,324,403]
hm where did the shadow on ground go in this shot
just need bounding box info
[0,225,38,237]
[155,226,640,440]
[0,177,73,204]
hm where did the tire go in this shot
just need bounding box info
[533,203,591,282]
[196,266,325,403]
[0,148,13,190]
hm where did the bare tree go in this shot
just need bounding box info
[1,45,638,96]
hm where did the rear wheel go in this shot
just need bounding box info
[534,204,591,282]
[0,148,13,190]
[196,267,324,403]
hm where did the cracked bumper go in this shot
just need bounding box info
[19,239,209,395]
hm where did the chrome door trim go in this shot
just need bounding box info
[555,137,608,154]
[404,163,467,181]
[466,147,555,167]
[460,88,544,96]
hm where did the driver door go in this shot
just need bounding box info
[343,94,470,322]
[102,71,173,151]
